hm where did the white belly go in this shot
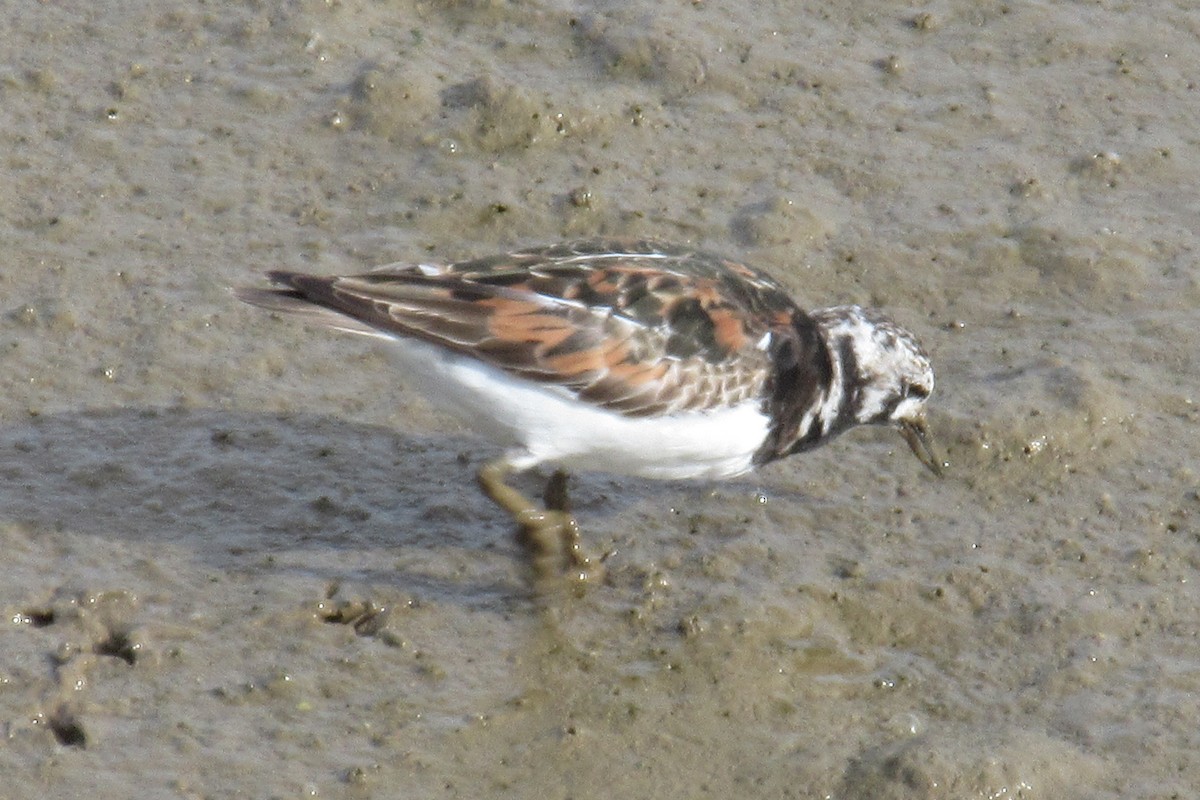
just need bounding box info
[373,336,770,480]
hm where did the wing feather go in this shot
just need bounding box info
[237,239,814,416]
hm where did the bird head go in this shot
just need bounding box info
[810,305,943,475]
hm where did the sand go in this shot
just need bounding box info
[1,1,1197,798]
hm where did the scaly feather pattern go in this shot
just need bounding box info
[251,239,833,434]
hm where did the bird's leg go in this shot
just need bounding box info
[541,469,597,577]
[477,460,599,582]
[543,469,571,512]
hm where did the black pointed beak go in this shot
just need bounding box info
[899,416,944,476]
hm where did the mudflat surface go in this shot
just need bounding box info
[1,2,1197,798]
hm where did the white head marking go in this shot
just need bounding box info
[809,305,935,428]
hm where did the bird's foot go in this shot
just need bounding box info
[477,461,603,585]
[514,507,602,584]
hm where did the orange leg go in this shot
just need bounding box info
[477,460,600,583]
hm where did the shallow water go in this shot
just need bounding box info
[1,1,1198,798]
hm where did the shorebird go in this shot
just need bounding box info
[236,238,941,579]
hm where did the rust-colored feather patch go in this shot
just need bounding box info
[243,238,822,418]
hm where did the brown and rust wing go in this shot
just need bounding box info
[240,239,829,416]
[429,238,806,361]
[249,257,786,416]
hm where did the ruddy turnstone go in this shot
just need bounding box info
[236,238,941,578]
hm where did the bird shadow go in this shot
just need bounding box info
[0,406,601,607]
[0,405,820,612]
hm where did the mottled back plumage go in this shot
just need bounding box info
[242,239,834,439]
